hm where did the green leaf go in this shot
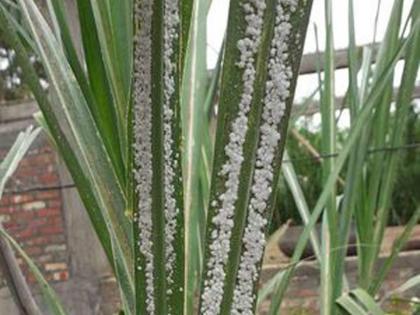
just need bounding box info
[48,0,126,187]
[88,0,132,163]
[0,3,37,52]
[133,1,192,314]
[333,0,360,301]
[370,2,420,280]
[337,289,384,315]
[319,1,338,313]
[180,0,210,314]
[282,150,321,260]
[199,1,313,314]
[1,1,135,312]
[16,0,133,253]
[337,293,369,315]
[364,1,405,280]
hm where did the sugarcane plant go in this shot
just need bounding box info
[2,0,419,314]
[0,0,313,314]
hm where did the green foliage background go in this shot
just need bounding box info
[272,104,420,230]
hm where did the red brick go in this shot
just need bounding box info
[28,153,54,165]
[37,191,60,200]
[52,271,69,281]
[0,206,16,213]
[15,168,39,177]
[16,228,36,239]
[38,174,59,184]
[48,217,63,225]
[15,158,28,167]
[25,246,43,256]
[25,236,49,246]
[45,262,67,271]
[11,194,34,204]
[13,211,35,221]
[40,225,64,235]
[28,218,48,228]
[26,274,36,284]
[22,201,46,211]
[42,147,54,154]
[288,288,317,298]
[47,200,62,208]
[37,208,60,217]
[3,222,20,229]
[0,195,11,205]
[0,142,70,286]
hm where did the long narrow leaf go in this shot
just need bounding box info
[371,3,420,278]
[181,0,211,314]
[282,150,321,260]
[199,1,312,314]
[88,0,132,163]
[320,1,338,312]
[337,289,384,315]
[48,0,126,186]
[0,2,135,312]
[132,0,192,313]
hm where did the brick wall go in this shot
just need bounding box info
[0,101,119,314]
[0,133,70,285]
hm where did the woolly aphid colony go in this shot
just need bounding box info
[201,0,298,314]
[133,0,297,314]
[200,0,267,313]
[231,1,297,313]
[133,0,180,314]
[133,0,155,312]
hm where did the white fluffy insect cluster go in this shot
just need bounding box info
[163,0,180,302]
[200,1,266,314]
[133,0,155,313]
[134,0,181,312]
[231,1,297,313]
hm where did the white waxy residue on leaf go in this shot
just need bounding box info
[163,0,180,306]
[200,1,267,314]
[231,1,298,313]
[133,0,155,313]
